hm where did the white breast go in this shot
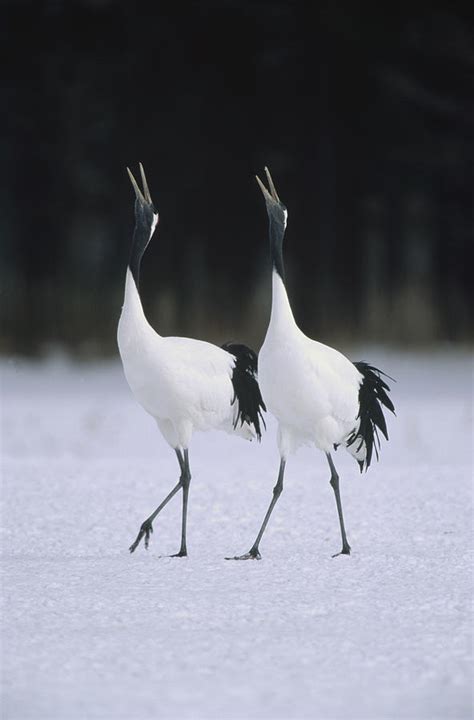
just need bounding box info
[259,273,361,455]
[117,269,238,447]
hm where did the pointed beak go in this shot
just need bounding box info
[127,167,146,204]
[127,164,154,206]
[139,162,153,204]
[255,166,281,204]
[255,174,273,203]
[264,166,280,202]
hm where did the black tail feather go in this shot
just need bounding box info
[347,361,396,472]
[222,342,267,441]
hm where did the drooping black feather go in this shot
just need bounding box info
[347,362,396,473]
[222,342,267,441]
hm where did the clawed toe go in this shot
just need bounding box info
[144,525,153,549]
[225,549,261,561]
[129,521,153,553]
[332,546,351,558]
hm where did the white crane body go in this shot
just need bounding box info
[260,272,363,457]
[231,168,395,560]
[118,270,253,448]
[118,165,265,556]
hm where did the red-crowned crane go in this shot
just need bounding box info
[118,164,265,557]
[231,168,395,560]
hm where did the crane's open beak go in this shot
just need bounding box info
[127,163,153,205]
[256,166,280,204]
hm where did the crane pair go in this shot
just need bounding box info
[117,164,395,559]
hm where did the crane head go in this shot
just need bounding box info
[256,167,288,228]
[127,163,159,239]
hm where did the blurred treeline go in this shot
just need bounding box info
[1,1,472,356]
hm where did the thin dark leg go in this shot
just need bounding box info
[129,449,185,553]
[326,452,351,557]
[170,448,191,557]
[227,459,286,560]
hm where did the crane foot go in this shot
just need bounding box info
[332,544,351,558]
[129,519,153,553]
[225,548,261,560]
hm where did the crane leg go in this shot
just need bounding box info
[227,458,286,560]
[170,449,191,557]
[326,452,351,556]
[129,449,187,553]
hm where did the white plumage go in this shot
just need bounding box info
[118,272,253,447]
[232,168,394,560]
[259,275,363,457]
[118,164,265,556]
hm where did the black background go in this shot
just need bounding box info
[1,1,472,354]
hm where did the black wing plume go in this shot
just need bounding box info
[222,342,267,441]
[347,361,396,472]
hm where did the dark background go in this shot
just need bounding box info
[1,0,473,356]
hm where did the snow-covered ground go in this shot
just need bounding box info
[1,349,472,720]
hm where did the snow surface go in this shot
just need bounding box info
[1,349,472,720]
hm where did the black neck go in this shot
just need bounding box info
[128,220,151,289]
[269,215,286,282]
